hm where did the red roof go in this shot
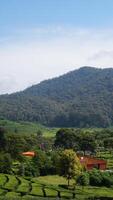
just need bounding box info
[22,151,35,157]
[78,156,107,166]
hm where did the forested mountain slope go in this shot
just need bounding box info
[0,66,113,127]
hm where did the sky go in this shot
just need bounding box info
[1,0,113,94]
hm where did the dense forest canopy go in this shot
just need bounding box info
[0,66,113,127]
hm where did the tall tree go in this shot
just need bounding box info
[79,132,97,154]
[54,128,80,150]
[58,149,82,187]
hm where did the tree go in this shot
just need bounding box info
[0,153,12,174]
[104,138,113,151]
[6,134,27,159]
[79,132,97,154]
[0,127,6,151]
[37,130,43,137]
[58,149,82,187]
[32,150,49,176]
[54,128,80,150]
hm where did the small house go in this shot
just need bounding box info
[78,156,107,170]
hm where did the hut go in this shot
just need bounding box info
[79,156,107,170]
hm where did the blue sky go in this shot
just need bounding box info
[1,0,113,94]
[1,0,113,30]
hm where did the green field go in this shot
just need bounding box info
[0,174,113,200]
[0,119,57,137]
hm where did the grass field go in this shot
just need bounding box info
[35,175,74,186]
[0,119,57,138]
[0,174,113,199]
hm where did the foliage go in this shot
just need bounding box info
[32,150,48,176]
[54,128,97,153]
[77,172,90,186]
[0,127,7,151]
[79,132,97,153]
[0,153,12,174]
[4,130,54,160]
[54,128,80,150]
[104,138,113,149]
[0,119,56,138]
[32,150,57,176]
[76,170,113,188]
[58,149,82,186]
[89,169,103,186]
[101,172,113,187]
[1,67,113,127]
[89,170,113,187]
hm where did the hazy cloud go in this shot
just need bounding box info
[0,75,19,94]
[88,50,113,61]
[0,27,113,94]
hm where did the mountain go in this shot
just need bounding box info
[0,66,113,127]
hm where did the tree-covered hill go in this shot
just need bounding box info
[0,66,113,127]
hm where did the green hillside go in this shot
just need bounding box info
[1,67,113,127]
[0,119,56,137]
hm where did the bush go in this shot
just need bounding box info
[89,169,102,186]
[101,172,113,187]
[77,172,89,186]
[88,170,113,187]
[0,153,12,174]
[17,158,40,177]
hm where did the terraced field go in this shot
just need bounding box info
[0,174,113,200]
[96,151,113,170]
[0,174,77,200]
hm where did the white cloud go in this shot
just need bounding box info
[88,50,113,64]
[0,75,18,94]
[0,27,113,94]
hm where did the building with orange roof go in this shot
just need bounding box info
[78,156,107,170]
[22,151,35,157]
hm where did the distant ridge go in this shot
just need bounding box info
[0,66,113,127]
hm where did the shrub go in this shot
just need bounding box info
[89,170,113,187]
[101,172,113,187]
[89,169,102,186]
[0,153,12,174]
[77,172,89,186]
